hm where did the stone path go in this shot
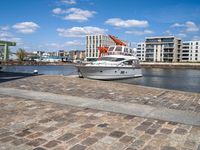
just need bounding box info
[1,87,200,126]
[1,95,200,150]
[1,75,200,149]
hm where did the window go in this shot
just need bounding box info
[115,46,122,51]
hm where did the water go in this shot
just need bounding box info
[1,65,200,93]
[2,65,77,76]
[117,68,200,93]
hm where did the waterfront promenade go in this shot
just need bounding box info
[0,75,200,150]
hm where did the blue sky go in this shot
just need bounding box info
[0,0,200,51]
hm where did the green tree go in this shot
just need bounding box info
[16,48,27,61]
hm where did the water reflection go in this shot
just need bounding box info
[117,68,200,93]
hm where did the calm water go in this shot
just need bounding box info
[2,65,200,93]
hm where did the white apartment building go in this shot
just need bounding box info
[145,36,182,62]
[136,42,146,61]
[86,35,116,60]
[181,41,200,62]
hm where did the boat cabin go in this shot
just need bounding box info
[107,45,136,56]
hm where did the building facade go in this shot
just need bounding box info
[86,35,116,59]
[136,42,146,61]
[181,41,200,62]
[144,36,182,62]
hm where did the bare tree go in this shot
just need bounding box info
[16,48,27,61]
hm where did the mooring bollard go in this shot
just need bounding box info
[33,70,38,75]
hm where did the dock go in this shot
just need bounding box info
[0,75,200,150]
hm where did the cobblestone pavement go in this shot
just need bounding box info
[1,76,200,113]
[1,95,200,150]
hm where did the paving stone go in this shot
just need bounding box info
[81,124,95,128]
[69,144,86,150]
[26,138,47,147]
[130,140,145,149]
[38,118,52,123]
[197,145,200,150]
[43,140,61,148]
[12,138,29,146]
[92,132,107,139]
[135,125,149,131]
[145,128,157,135]
[0,136,16,142]
[0,132,14,138]
[143,145,157,150]
[184,140,196,149]
[125,148,137,150]
[174,128,188,135]
[109,131,125,138]
[100,136,117,144]
[119,135,134,143]
[161,146,177,150]
[124,115,135,120]
[33,147,46,150]
[97,123,109,128]
[27,132,43,139]
[141,121,153,126]
[57,133,75,141]
[160,128,172,134]
[0,129,9,134]
[43,127,57,133]
[168,122,178,125]
[156,120,166,124]
[16,129,32,137]
[81,137,98,146]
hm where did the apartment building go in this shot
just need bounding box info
[144,36,182,62]
[136,42,146,61]
[181,41,200,62]
[86,35,116,59]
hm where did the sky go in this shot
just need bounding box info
[0,0,200,51]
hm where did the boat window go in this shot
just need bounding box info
[123,60,133,65]
[124,48,128,53]
[115,46,122,51]
[108,47,115,51]
[101,57,125,61]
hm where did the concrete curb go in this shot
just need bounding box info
[0,87,200,126]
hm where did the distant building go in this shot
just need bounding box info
[69,50,85,60]
[181,41,200,62]
[136,42,146,61]
[86,35,116,59]
[145,36,182,62]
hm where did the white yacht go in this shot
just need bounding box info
[76,45,142,80]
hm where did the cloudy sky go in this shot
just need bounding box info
[0,0,200,51]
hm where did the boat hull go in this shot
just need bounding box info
[76,65,142,80]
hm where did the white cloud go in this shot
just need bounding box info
[185,21,199,32]
[12,22,39,34]
[52,7,96,22]
[171,21,199,32]
[64,8,96,21]
[61,0,76,4]
[177,33,186,38]
[0,26,10,31]
[52,8,64,14]
[125,29,153,35]
[0,30,22,44]
[105,18,149,28]
[57,26,107,37]
[171,23,185,28]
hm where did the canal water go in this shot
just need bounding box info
[1,65,200,93]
